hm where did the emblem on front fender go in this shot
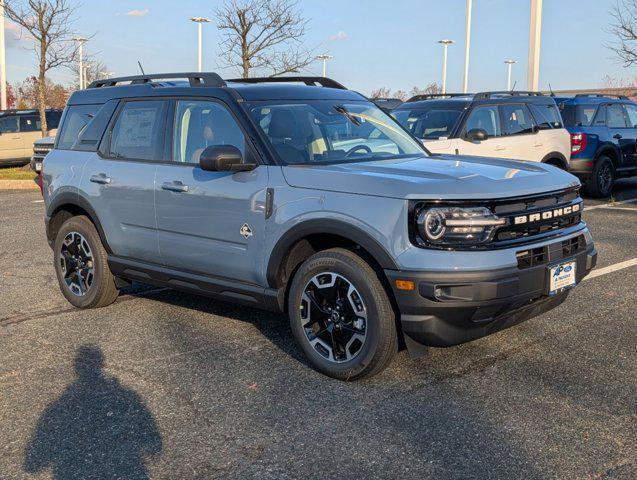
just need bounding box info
[240,223,253,239]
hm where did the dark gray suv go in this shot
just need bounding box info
[42,73,597,380]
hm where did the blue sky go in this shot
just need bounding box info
[4,0,633,95]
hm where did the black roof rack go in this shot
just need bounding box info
[88,72,226,89]
[574,93,630,99]
[0,108,61,115]
[406,93,471,102]
[227,76,347,90]
[473,91,545,99]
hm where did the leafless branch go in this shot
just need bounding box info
[608,0,637,66]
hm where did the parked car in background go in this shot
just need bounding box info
[43,73,596,380]
[0,109,62,166]
[30,136,55,173]
[392,92,571,169]
[372,97,403,113]
[554,94,637,197]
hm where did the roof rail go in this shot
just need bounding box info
[473,91,545,99]
[88,72,227,89]
[226,76,347,90]
[0,108,60,115]
[406,93,471,102]
[574,93,630,99]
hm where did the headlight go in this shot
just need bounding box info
[416,206,506,247]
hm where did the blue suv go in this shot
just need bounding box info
[555,94,637,197]
[42,73,596,380]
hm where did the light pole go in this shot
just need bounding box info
[0,0,7,110]
[505,60,516,91]
[316,54,333,77]
[438,39,454,94]
[462,0,472,93]
[528,0,543,91]
[73,37,87,89]
[190,17,210,72]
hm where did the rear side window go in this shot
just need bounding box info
[624,104,637,127]
[606,104,628,128]
[110,100,167,161]
[464,105,501,137]
[500,104,536,135]
[20,115,41,132]
[57,105,101,150]
[529,103,563,129]
[393,108,463,140]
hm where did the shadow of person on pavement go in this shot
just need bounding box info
[24,345,162,479]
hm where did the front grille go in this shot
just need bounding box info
[516,234,587,270]
[516,246,548,269]
[562,234,586,257]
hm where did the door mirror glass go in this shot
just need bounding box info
[466,128,489,142]
[199,145,255,171]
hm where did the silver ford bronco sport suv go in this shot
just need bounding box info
[43,73,597,380]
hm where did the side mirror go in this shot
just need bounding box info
[199,145,256,172]
[466,128,489,142]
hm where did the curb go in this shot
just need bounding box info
[0,180,40,190]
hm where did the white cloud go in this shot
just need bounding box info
[5,22,32,48]
[125,9,149,17]
[329,31,348,41]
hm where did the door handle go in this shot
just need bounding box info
[162,181,189,193]
[613,133,623,139]
[533,142,543,147]
[494,145,506,151]
[90,173,111,185]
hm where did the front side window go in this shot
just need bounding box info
[173,100,246,163]
[246,100,424,165]
[393,107,463,140]
[529,103,563,129]
[20,116,41,132]
[0,115,19,133]
[500,104,536,135]
[464,105,501,137]
[624,104,637,127]
[57,105,100,150]
[110,100,167,161]
[606,104,627,128]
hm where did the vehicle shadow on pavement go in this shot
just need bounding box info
[23,345,162,480]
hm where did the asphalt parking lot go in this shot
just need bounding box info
[1,181,636,480]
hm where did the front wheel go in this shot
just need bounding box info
[288,248,398,380]
[586,156,615,198]
[53,215,119,309]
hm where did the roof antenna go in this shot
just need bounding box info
[510,80,517,92]
[138,61,146,75]
[548,83,555,97]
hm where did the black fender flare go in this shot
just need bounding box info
[541,152,568,170]
[46,191,112,253]
[595,144,621,166]
[266,218,399,288]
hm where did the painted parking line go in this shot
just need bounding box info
[584,198,637,211]
[584,258,637,281]
[31,200,44,203]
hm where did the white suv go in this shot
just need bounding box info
[392,92,571,170]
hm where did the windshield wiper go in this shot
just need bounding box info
[334,105,361,126]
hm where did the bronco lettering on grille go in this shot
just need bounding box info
[513,203,581,225]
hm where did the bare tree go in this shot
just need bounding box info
[601,74,637,97]
[70,57,109,90]
[370,87,391,99]
[4,0,81,135]
[410,82,442,97]
[215,0,314,78]
[609,0,637,66]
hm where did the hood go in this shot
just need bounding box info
[34,136,55,146]
[281,155,580,200]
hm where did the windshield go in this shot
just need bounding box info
[245,100,426,165]
[392,107,463,140]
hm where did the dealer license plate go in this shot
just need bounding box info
[549,261,576,295]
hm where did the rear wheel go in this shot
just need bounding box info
[53,215,119,309]
[586,156,615,198]
[288,248,397,380]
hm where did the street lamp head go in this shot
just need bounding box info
[190,17,211,23]
[504,59,517,65]
[73,37,88,43]
[316,54,333,61]
[438,39,455,45]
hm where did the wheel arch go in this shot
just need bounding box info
[596,145,619,168]
[541,152,568,170]
[266,219,399,291]
[46,192,111,253]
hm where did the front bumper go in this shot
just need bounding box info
[385,237,597,351]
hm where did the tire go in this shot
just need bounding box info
[586,156,615,198]
[53,215,119,309]
[288,248,398,381]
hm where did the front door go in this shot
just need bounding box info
[0,115,23,161]
[620,103,637,170]
[81,99,168,263]
[155,99,268,285]
[456,104,508,157]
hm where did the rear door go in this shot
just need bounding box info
[621,103,637,170]
[81,99,167,263]
[154,98,268,284]
[19,115,42,158]
[605,103,634,167]
[0,115,23,161]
